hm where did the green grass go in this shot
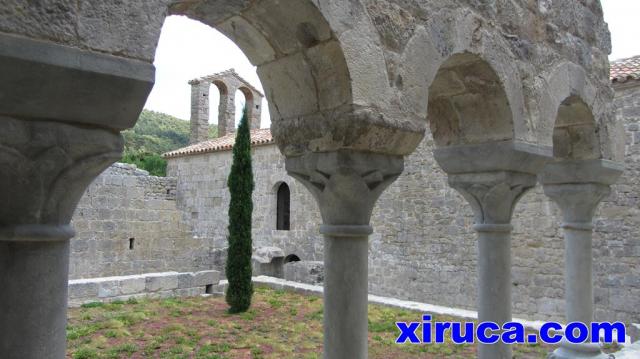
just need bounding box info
[67,287,553,358]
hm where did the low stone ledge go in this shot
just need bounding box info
[283,260,324,285]
[68,270,221,307]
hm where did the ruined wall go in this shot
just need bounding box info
[69,163,211,279]
[166,145,323,269]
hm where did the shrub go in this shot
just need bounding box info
[121,150,167,177]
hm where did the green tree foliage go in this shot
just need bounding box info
[225,109,254,313]
[119,109,218,176]
[121,151,168,177]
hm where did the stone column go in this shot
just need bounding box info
[0,33,153,358]
[450,172,536,359]
[218,87,236,137]
[543,160,623,359]
[287,150,404,359]
[0,118,124,358]
[434,141,551,359]
[189,79,210,144]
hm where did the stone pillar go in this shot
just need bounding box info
[287,150,404,359]
[250,96,263,130]
[0,33,153,358]
[218,87,236,137]
[434,141,551,359]
[0,118,124,358]
[450,172,536,359]
[189,79,210,144]
[543,160,623,359]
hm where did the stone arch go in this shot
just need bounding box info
[169,1,352,147]
[237,86,256,126]
[398,10,528,146]
[284,254,301,264]
[211,80,228,96]
[166,1,418,156]
[426,52,514,147]
[552,96,601,160]
[539,62,620,161]
[210,80,228,134]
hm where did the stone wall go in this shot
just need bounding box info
[69,82,639,323]
[166,144,323,269]
[374,82,640,324]
[69,163,211,279]
[67,270,222,307]
[165,82,640,325]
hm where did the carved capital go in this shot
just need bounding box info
[449,171,537,225]
[543,183,610,225]
[542,159,623,224]
[286,150,404,227]
[0,117,123,237]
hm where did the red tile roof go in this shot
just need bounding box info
[611,55,640,83]
[163,128,273,158]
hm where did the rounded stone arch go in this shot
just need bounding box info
[539,62,611,161]
[398,10,528,147]
[165,0,415,157]
[275,181,291,231]
[211,80,228,96]
[552,96,601,160]
[237,85,255,119]
[269,179,293,231]
[426,52,515,147]
[168,1,350,151]
[284,254,301,263]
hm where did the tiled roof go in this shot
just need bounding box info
[610,55,640,83]
[163,128,273,158]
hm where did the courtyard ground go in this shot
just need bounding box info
[67,286,553,358]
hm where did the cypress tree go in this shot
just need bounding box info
[225,108,254,313]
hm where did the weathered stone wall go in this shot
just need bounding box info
[67,270,222,307]
[374,82,640,324]
[371,81,639,325]
[69,163,211,279]
[166,144,323,268]
[166,81,640,325]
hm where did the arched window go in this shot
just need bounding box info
[276,182,290,230]
[284,254,300,263]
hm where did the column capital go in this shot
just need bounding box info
[434,141,551,225]
[542,159,623,223]
[449,171,537,225]
[0,117,123,239]
[543,183,611,224]
[286,150,404,226]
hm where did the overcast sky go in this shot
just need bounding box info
[144,0,640,124]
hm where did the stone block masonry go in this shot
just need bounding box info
[67,270,222,307]
[167,144,323,265]
[69,163,212,280]
[166,81,640,328]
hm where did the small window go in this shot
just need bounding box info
[276,182,291,230]
[129,238,135,250]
